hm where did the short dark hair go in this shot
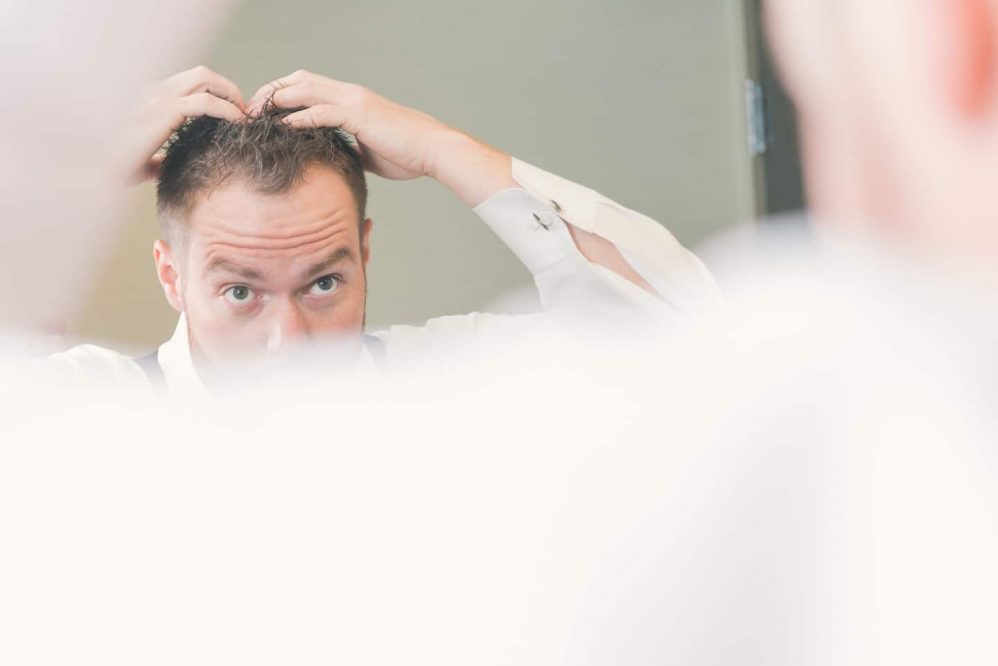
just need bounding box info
[156,104,368,244]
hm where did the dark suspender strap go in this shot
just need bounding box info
[135,351,166,393]
[363,334,387,371]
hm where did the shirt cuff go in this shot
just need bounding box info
[472,187,579,275]
[509,157,723,314]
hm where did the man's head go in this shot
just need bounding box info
[765,0,998,260]
[154,105,372,367]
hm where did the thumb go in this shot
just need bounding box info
[283,104,351,132]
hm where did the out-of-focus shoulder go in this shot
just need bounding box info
[45,343,150,387]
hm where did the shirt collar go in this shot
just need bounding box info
[156,314,210,402]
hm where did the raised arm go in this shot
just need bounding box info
[249,70,720,318]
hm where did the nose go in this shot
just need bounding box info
[266,300,310,352]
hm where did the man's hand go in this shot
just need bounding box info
[247,70,517,207]
[122,66,246,184]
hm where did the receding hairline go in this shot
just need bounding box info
[156,106,369,244]
[179,161,362,214]
[158,162,368,253]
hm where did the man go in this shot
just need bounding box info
[8,1,998,664]
[49,66,719,394]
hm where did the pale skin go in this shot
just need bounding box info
[136,66,654,367]
[764,0,998,264]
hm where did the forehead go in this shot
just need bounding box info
[185,166,361,269]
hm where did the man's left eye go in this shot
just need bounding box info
[308,275,341,295]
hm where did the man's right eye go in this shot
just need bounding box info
[223,285,255,304]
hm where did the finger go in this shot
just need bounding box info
[282,105,353,132]
[247,70,308,113]
[176,92,246,123]
[269,82,327,110]
[254,77,355,113]
[165,65,245,110]
[354,142,386,172]
[246,84,277,115]
[356,143,421,180]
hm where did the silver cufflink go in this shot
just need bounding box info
[531,212,554,231]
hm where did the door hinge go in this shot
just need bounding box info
[745,79,768,157]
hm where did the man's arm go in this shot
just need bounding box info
[427,132,659,296]
[249,70,718,313]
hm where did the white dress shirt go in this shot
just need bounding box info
[47,158,720,395]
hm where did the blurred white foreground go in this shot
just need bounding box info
[3,226,998,664]
[3,0,998,663]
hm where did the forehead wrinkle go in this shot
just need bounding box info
[212,211,349,240]
[201,225,350,254]
[201,236,344,271]
[199,227,354,281]
[194,197,356,241]
[196,207,356,253]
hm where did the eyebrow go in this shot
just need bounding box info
[302,247,355,281]
[204,258,265,281]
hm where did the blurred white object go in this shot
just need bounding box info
[4,0,998,663]
[0,0,236,335]
[4,223,998,665]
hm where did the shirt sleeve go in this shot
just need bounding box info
[472,157,723,319]
[374,159,723,366]
[42,343,155,390]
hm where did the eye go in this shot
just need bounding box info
[223,285,255,304]
[307,274,341,296]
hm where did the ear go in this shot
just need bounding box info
[153,239,184,313]
[360,217,374,266]
[932,0,996,119]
